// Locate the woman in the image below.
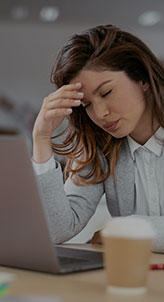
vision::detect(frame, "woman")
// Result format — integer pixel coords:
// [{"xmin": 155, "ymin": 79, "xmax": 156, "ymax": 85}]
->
[{"xmin": 32, "ymin": 24, "xmax": 164, "ymax": 252}]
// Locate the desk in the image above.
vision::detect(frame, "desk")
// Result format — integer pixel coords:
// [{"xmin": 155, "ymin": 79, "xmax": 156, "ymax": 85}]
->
[{"xmin": 1, "ymin": 244, "xmax": 164, "ymax": 302}]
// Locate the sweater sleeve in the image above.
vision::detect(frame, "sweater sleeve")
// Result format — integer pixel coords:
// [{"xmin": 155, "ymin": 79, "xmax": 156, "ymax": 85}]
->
[
  {"xmin": 35, "ymin": 161, "xmax": 104, "ymax": 244},
  {"xmin": 32, "ymin": 155, "xmax": 56, "ymax": 175}
]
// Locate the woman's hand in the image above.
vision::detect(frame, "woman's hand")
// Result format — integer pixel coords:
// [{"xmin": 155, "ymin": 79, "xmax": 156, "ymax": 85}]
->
[
  {"xmin": 32, "ymin": 82, "xmax": 83, "ymax": 163},
  {"xmin": 91, "ymin": 230, "xmax": 103, "ymax": 245},
  {"xmin": 33, "ymin": 82, "xmax": 83, "ymax": 140}
]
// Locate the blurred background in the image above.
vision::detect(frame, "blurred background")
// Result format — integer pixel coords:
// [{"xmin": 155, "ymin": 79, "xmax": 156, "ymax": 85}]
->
[{"xmin": 0, "ymin": 0, "xmax": 164, "ymax": 242}]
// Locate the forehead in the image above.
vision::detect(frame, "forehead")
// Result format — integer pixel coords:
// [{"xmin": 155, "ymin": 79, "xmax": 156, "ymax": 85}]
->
[{"xmin": 70, "ymin": 69, "xmax": 125, "ymax": 94}]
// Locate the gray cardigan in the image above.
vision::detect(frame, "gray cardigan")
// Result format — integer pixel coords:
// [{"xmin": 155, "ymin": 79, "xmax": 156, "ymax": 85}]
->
[{"xmin": 37, "ymin": 139, "xmax": 164, "ymax": 253}]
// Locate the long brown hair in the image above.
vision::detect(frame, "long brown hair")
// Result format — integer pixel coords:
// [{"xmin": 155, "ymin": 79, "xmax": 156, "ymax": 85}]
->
[{"xmin": 50, "ymin": 24, "xmax": 164, "ymax": 185}]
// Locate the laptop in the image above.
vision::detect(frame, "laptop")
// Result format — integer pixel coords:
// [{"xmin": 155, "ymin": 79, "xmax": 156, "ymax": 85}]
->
[{"xmin": 0, "ymin": 135, "xmax": 103, "ymax": 274}]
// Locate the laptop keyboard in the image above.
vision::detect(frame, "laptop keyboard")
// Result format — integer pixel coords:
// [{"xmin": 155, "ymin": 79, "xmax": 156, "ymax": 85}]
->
[{"xmin": 54, "ymin": 246, "xmax": 103, "ymax": 273}]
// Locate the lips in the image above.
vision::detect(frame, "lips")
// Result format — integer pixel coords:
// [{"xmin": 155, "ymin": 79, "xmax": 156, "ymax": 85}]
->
[{"xmin": 103, "ymin": 120, "xmax": 119, "ymax": 131}]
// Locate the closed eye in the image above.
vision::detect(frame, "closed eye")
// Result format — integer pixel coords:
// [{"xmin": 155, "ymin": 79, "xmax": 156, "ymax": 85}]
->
[{"xmin": 102, "ymin": 89, "xmax": 112, "ymax": 97}]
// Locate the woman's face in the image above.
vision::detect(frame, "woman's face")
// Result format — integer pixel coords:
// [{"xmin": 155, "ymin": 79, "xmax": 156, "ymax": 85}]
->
[{"xmin": 71, "ymin": 69, "xmax": 152, "ymax": 143}]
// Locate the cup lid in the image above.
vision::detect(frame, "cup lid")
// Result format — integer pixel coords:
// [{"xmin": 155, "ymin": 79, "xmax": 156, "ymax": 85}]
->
[{"xmin": 101, "ymin": 217, "xmax": 155, "ymax": 239}]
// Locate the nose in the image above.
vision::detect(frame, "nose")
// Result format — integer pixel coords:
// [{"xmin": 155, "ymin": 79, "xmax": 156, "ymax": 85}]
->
[{"xmin": 93, "ymin": 102, "xmax": 110, "ymax": 119}]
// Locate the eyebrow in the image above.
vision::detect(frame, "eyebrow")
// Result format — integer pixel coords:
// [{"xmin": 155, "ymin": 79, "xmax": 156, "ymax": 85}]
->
[
  {"xmin": 92, "ymin": 80, "xmax": 112, "ymax": 95},
  {"xmin": 81, "ymin": 79, "xmax": 113, "ymax": 106}
]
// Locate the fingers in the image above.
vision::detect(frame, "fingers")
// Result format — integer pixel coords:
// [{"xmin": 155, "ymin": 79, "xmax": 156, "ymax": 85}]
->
[
  {"xmin": 58, "ymin": 82, "xmax": 82, "ymax": 92},
  {"xmin": 43, "ymin": 82, "xmax": 84, "ymax": 111},
  {"xmin": 46, "ymin": 99, "xmax": 81, "ymax": 110},
  {"xmin": 45, "ymin": 108, "xmax": 73, "ymax": 119},
  {"xmin": 46, "ymin": 87, "xmax": 84, "ymax": 103},
  {"xmin": 47, "ymin": 82, "xmax": 83, "ymax": 98},
  {"xmin": 33, "ymin": 83, "xmax": 83, "ymax": 139}
]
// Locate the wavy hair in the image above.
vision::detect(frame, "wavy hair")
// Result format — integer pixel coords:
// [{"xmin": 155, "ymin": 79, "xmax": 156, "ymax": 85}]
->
[{"xmin": 50, "ymin": 24, "xmax": 164, "ymax": 185}]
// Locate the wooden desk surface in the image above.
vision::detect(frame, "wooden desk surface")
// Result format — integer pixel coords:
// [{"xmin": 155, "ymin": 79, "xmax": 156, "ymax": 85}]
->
[{"xmin": 1, "ymin": 244, "xmax": 164, "ymax": 302}]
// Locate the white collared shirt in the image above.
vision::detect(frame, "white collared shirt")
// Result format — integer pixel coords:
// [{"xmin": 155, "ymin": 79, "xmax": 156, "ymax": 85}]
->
[{"xmin": 127, "ymin": 127, "xmax": 164, "ymax": 216}]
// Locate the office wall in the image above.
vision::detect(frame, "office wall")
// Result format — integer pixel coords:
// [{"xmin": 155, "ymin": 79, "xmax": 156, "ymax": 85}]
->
[{"xmin": 0, "ymin": 21, "xmax": 164, "ymax": 144}]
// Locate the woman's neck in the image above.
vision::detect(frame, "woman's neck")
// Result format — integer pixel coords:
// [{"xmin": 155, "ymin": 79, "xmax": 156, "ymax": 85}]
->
[{"xmin": 130, "ymin": 119, "xmax": 160, "ymax": 145}]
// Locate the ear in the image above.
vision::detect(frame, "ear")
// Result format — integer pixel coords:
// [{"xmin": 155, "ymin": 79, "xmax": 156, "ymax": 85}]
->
[{"xmin": 139, "ymin": 80, "xmax": 149, "ymax": 91}]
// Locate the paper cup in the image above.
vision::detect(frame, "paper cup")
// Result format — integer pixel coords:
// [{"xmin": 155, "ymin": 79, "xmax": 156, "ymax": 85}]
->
[{"xmin": 101, "ymin": 217, "xmax": 155, "ymax": 295}]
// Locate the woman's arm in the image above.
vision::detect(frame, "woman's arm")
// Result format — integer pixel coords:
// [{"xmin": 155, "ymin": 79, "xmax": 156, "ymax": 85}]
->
[
  {"xmin": 89, "ymin": 215, "xmax": 164, "ymax": 253},
  {"xmin": 131, "ymin": 215, "xmax": 164, "ymax": 253},
  {"xmin": 32, "ymin": 83, "xmax": 104, "ymax": 243},
  {"xmin": 35, "ymin": 161, "xmax": 104, "ymax": 244}
]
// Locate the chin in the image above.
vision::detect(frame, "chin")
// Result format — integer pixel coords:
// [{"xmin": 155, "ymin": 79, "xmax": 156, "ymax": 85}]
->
[
  {"xmin": 110, "ymin": 131, "xmax": 128, "ymax": 139},
  {"xmin": 113, "ymin": 134, "xmax": 127, "ymax": 139}
]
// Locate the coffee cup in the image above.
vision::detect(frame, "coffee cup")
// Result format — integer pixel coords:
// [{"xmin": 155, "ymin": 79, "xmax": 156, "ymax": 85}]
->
[{"xmin": 101, "ymin": 217, "xmax": 155, "ymax": 295}]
